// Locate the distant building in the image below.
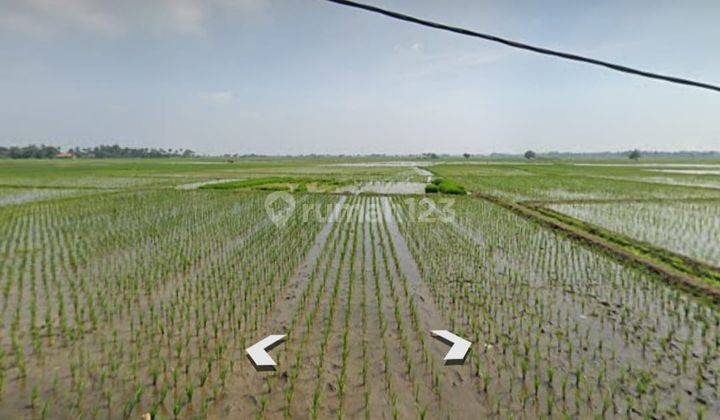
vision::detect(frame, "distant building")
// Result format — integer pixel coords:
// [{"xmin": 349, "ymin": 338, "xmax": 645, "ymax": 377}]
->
[{"xmin": 55, "ymin": 151, "xmax": 75, "ymax": 159}]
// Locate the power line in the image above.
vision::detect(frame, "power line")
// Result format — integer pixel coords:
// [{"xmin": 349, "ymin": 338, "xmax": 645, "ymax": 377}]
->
[{"xmin": 325, "ymin": 0, "xmax": 720, "ymax": 94}]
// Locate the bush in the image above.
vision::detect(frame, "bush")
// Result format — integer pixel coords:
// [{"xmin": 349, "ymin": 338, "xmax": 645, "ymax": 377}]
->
[
  {"xmin": 258, "ymin": 184, "xmax": 290, "ymax": 191},
  {"xmin": 427, "ymin": 178, "xmax": 466, "ymax": 195},
  {"xmin": 438, "ymin": 181, "xmax": 465, "ymax": 195},
  {"xmin": 425, "ymin": 184, "xmax": 439, "ymax": 193},
  {"xmin": 201, "ymin": 177, "xmax": 349, "ymax": 191}
]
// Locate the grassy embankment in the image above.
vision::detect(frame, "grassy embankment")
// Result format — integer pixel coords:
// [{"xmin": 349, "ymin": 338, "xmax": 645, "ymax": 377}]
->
[
  {"xmin": 426, "ymin": 163, "xmax": 720, "ymax": 303},
  {"xmin": 200, "ymin": 176, "xmax": 350, "ymax": 192},
  {"xmin": 424, "ymin": 178, "xmax": 466, "ymax": 195}
]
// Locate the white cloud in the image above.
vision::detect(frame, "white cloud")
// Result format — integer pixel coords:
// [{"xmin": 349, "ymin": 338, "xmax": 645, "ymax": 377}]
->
[
  {"xmin": 0, "ymin": 11, "xmax": 52, "ymax": 36},
  {"xmin": 396, "ymin": 46, "xmax": 511, "ymax": 80},
  {"xmin": 155, "ymin": 0, "xmax": 205, "ymax": 35},
  {"xmin": 198, "ymin": 90, "xmax": 235, "ymax": 105},
  {"xmin": 9, "ymin": 0, "xmax": 122, "ymax": 34},
  {"xmin": 214, "ymin": 0, "xmax": 267, "ymax": 12},
  {"xmin": 0, "ymin": 0, "xmax": 268, "ymax": 37},
  {"xmin": 393, "ymin": 41, "xmax": 424, "ymax": 54}
]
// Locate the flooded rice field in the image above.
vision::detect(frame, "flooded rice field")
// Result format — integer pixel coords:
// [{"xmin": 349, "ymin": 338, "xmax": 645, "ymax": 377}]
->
[
  {"xmin": 0, "ymin": 188, "xmax": 717, "ymax": 419},
  {"xmin": 335, "ymin": 181, "xmax": 427, "ymax": 195}
]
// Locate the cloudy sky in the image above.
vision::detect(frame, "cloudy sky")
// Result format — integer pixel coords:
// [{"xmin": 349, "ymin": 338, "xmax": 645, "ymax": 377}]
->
[{"xmin": 1, "ymin": 0, "xmax": 719, "ymax": 155}]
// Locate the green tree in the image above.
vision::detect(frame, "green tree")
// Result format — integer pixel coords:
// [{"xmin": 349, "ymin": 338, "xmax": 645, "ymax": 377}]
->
[
  {"xmin": 629, "ymin": 149, "xmax": 641, "ymax": 160},
  {"xmin": 524, "ymin": 150, "xmax": 536, "ymax": 160}
]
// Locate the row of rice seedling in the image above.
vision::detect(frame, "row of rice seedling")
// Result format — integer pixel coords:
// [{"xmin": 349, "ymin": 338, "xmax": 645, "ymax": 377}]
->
[
  {"xmin": 0, "ymin": 190, "xmax": 334, "ymax": 418},
  {"xmin": 358, "ymin": 199, "xmax": 371, "ymax": 417},
  {"xmin": 265, "ymin": 195, "xmax": 355, "ymax": 418},
  {"xmin": 429, "ymin": 163, "xmax": 720, "ymax": 202},
  {"xmin": 308, "ymin": 195, "xmax": 356, "ymax": 419},
  {"xmin": 0, "ymin": 188, "xmax": 92, "ymax": 206},
  {"xmin": 263, "ymin": 198, "xmax": 345, "ymax": 418},
  {"xmin": 391, "ymin": 195, "xmax": 720, "ymax": 418},
  {"xmin": 548, "ymin": 200, "xmax": 720, "ymax": 266},
  {"xmin": 336, "ymin": 197, "xmax": 362, "ymax": 418},
  {"xmin": 0, "ymin": 191, "xmax": 268, "ymax": 348},
  {"xmin": 373, "ymin": 197, "xmax": 446, "ymax": 413},
  {"xmin": 249, "ymin": 196, "xmax": 466, "ymax": 418},
  {"xmin": 4, "ymin": 175, "xmax": 717, "ymax": 417},
  {"xmin": 366, "ymin": 198, "xmax": 400, "ymax": 417}
]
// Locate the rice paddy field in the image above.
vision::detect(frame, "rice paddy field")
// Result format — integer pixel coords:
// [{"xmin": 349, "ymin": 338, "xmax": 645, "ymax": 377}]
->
[
  {"xmin": 547, "ymin": 201, "xmax": 720, "ymax": 266},
  {"xmin": 0, "ymin": 157, "xmax": 719, "ymax": 419}
]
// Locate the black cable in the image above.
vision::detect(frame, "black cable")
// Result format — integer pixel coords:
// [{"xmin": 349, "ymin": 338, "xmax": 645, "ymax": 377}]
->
[{"xmin": 325, "ymin": 0, "xmax": 720, "ymax": 93}]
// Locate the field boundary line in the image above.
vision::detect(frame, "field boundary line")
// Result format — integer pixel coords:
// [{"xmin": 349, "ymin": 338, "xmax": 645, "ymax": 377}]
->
[
  {"xmin": 521, "ymin": 196, "xmax": 720, "ymax": 206},
  {"xmin": 585, "ymin": 174, "xmax": 720, "ymax": 193},
  {"xmin": 531, "ymin": 204, "xmax": 720, "ymax": 274},
  {"xmin": 472, "ymin": 192, "xmax": 720, "ymax": 305},
  {"xmin": 0, "ymin": 183, "xmax": 111, "ymax": 190}
]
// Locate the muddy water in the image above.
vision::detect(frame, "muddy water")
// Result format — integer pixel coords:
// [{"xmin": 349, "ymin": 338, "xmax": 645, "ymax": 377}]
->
[
  {"xmin": 329, "ymin": 161, "xmax": 436, "ymax": 168},
  {"xmin": 0, "ymin": 192, "xmax": 328, "ymax": 419},
  {"xmin": 380, "ymin": 197, "xmax": 488, "ymax": 418},
  {"xmin": 0, "ymin": 188, "xmax": 88, "ymax": 205},
  {"xmin": 210, "ymin": 196, "xmax": 346, "ymax": 418},
  {"xmin": 335, "ymin": 181, "xmax": 426, "ymax": 195},
  {"xmin": 212, "ymin": 196, "xmax": 491, "ymax": 419},
  {"xmin": 414, "ymin": 167, "xmax": 433, "ymax": 183},
  {"xmin": 175, "ymin": 178, "xmax": 244, "ymax": 190},
  {"xmin": 392, "ymin": 196, "xmax": 720, "ymax": 418}
]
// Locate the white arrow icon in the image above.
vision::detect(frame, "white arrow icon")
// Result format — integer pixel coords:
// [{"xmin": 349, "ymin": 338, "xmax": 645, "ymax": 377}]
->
[
  {"xmin": 246, "ymin": 335, "xmax": 286, "ymax": 370},
  {"xmin": 431, "ymin": 330, "xmax": 472, "ymax": 364}
]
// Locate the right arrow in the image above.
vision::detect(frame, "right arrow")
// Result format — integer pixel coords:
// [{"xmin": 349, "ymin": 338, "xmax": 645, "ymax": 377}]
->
[{"xmin": 431, "ymin": 330, "xmax": 472, "ymax": 365}]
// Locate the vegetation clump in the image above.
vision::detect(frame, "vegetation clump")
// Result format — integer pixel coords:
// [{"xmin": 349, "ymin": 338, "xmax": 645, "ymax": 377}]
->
[
  {"xmin": 425, "ymin": 178, "xmax": 466, "ymax": 195},
  {"xmin": 201, "ymin": 176, "xmax": 349, "ymax": 192},
  {"xmin": 424, "ymin": 183, "xmax": 439, "ymax": 193}
]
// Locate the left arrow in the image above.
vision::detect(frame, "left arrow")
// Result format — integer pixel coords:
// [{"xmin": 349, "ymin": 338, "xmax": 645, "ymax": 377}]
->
[{"xmin": 246, "ymin": 334, "xmax": 286, "ymax": 371}]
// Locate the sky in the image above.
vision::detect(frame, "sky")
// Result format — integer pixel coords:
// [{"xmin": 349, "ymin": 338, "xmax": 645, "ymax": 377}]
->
[{"xmin": 1, "ymin": 0, "xmax": 719, "ymax": 155}]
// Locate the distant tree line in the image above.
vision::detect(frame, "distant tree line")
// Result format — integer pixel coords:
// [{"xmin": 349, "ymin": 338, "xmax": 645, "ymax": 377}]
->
[
  {"xmin": 0, "ymin": 144, "xmax": 195, "ymax": 159},
  {"xmin": 69, "ymin": 145, "xmax": 195, "ymax": 158},
  {"xmin": 539, "ymin": 150, "xmax": 720, "ymax": 159},
  {"xmin": 0, "ymin": 145, "xmax": 61, "ymax": 159}
]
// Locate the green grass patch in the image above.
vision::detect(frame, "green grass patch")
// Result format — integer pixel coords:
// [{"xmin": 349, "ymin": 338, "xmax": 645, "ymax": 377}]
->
[
  {"xmin": 430, "ymin": 162, "xmax": 720, "ymax": 201},
  {"xmin": 200, "ymin": 176, "xmax": 349, "ymax": 192},
  {"xmin": 200, "ymin": 177, "xmax": 293, "ymax": 190},
  {"xmin": 427, "ymin": 178, "xmax": 466, "ymax": 195},
  {"xmin": 534, "ymin": 206, "xmax": 720, "ymax": 289}
]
